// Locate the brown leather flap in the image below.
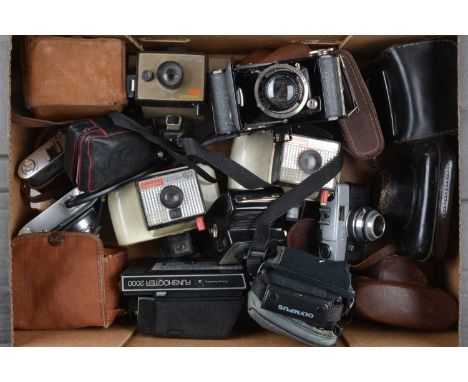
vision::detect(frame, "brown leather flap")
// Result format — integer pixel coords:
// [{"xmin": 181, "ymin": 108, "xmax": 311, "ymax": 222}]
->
[
  {"xmin": 338, "ymin": 49, "xmax": 385, "ymax": 160},
  {"xmin": 12, "ymin": 232, "xmax": 127, "ymax": 330}
]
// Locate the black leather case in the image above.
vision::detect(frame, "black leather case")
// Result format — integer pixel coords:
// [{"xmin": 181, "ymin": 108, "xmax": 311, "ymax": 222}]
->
[
  {"xmin": 367, "ymin": 39, "xmax": 457, "ymax": 145},
  {"xmin": 374, "ymin": 138, "xmax": 456, "ymax": 261}
]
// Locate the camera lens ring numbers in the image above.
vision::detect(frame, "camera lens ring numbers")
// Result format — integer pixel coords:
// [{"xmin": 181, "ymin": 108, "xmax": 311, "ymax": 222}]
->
[{"xmin": 254, "ymin": 63, "xmax": 310, "ymax": 119}]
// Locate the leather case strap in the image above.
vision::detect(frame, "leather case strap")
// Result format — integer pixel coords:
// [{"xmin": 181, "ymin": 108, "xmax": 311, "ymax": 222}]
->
[{"xmin": 338, "ymin": 50, "xmax": 385, "ymax": 160}]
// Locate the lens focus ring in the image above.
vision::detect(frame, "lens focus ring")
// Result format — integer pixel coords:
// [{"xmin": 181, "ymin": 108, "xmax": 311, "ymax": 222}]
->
[
  {"xmin": 348, "ymin": 207, "xmax": 385, "ymax": 242},
  {"xmin": 254, "ymin": 63, "xmax": 309, "ymax": 119}
]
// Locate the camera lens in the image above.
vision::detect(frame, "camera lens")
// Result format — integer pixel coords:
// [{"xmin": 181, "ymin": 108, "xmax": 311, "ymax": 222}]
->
[
  {"xmin": 298, "ymin": 150, "xmax": 322, "ymax": 174},
  {"xmin": 263, "ymin": 72, "xmax": 300, "ymax": 111},
  {"xmin": 157, "ymin": 61, "xmax": 184, "ymax": 89},
  {"xmin": 347, "ymin": 207, "xmax": 386, "ymax": 243},
  {"xmin": 254, "ymin": 64, "xmax": 308, "ymax": 119},
  {"xmin": 160, "ymin": 185, "xmax": 184, "ymax": 209}
]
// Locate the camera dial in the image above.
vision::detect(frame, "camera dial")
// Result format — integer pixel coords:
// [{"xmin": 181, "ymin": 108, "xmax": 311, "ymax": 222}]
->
[
  {"xmin": 157, "ymin": 61, "xmax": 184, "ymax": 89},
  {"xmin": 254, "ymin": 63, "xmax": 309, "ymax": 119},
  {"xmin": 160, "ymin": 185, "xmax": 184, "ymax": 209}
]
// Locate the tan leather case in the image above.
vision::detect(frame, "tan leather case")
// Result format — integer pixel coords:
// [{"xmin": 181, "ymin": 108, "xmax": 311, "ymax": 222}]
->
[
  {"xmin": 22, "ymin": 36, "xmax": 127, "ymax": 121},
  {"xmin": 12, "ymin": 232, "xmax": 127, "ymax": 330}
]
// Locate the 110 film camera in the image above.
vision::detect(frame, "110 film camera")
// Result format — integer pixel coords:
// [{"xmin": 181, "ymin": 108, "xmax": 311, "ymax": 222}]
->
[{"xmin": 210, "ymin": 50, "xmax": 356, "ymax": 136}]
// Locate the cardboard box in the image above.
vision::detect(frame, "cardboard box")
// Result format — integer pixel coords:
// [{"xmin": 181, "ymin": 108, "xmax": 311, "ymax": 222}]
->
[{"xmin": 0, "ymin": 35, "xmax": 463, "ymax": 346}]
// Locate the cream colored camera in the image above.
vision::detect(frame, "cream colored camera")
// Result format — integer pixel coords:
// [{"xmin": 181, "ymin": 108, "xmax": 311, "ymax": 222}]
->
[
  {"xmin": 108, "ymin": 165, "xmax": 219, "ymax": 246},
  {"xmin": 228, "ymin": 131, "xmax": 341, "ymax": 200}
]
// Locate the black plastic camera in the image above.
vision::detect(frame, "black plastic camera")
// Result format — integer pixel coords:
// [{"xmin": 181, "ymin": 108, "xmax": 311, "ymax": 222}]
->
[
  {"xmin": 210, "ymin": 50, "xmax": 355, "ymax": 136},
  {"xmin": 203, "ymin": 189, "xmax": 286, "ymax": 262},
  {"xmin": 122, "ymin": 258, "xmax": 247, "ymax": 339},
  {"xmin": 318, "ymin": 183, "xmax": 386, "ymax": 264}
]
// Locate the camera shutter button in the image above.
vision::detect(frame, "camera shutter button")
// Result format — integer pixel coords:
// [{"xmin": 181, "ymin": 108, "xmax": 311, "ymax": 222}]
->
[{"xmin": 298, "ymin": 150, "xmax": 322, "ymax": 174}]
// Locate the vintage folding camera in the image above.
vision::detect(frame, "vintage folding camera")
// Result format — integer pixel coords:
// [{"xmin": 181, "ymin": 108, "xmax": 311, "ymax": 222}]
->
[
  {"xmin": 374, "ymin": 138, "xmax": 456, "ymax": 261},
  {"xmin": 133, "ymin": 52, "xmax": 206, "ymax": 115},
  {"xmin": 121, "ymin": 258, "xmax": 247, "ymax": 339},
  {"xmin": 17, "ymin": 128, "xmax": 66, "ymax": 188},
  {"xmin": 318, "ymin": 183, "xmax": 386, "ymax": 263},
  {"xmin": 107, "ymin": 165, "xmax": 220, "ymax": 246},
  {"xmin": 18, "ymin": 187, "xmax": 101, "ymax": 235},
  {"xmin": 228, "ymin": 131, "xmax": 340, "ymax": 200},
  {"xmin": 210, "ymin": 50, "xmax": 356, "ymax": 136},
  {"xmin": 204, "ymin": 188, "xmax": 286, "ymax": 261}
]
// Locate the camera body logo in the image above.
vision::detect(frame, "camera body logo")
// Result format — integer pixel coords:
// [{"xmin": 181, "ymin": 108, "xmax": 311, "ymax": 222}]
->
[
  {"xmin": 278, "ymin": 304, "xmax": 314, "ymax": 319},
  {"xmin": 127, "ymin": 278, "xmax": 192, "ymax": 288}
]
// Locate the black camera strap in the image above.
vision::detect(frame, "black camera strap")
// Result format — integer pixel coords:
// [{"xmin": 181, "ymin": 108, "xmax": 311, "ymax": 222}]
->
[
  {"xmin": 111, "ymin": 112, "xmax": 272, "ymax": 190},
  {"xmin": 107, "ymin": 112, "xmax": 217, "ymax": 184},
  {"xmin": 247, "ymin": 152, "xmax": 343, "ymax": 274},
  {"xmin": 180, "ymin": 137, "xmax": 271, "ymax": 190}
]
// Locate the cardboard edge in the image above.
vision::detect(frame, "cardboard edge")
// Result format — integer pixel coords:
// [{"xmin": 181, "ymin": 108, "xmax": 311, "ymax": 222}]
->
[
  {"xmin": 0, "ymin": 35, "xmax": 12, "ymax": 347},
  {"xmin": 458, "ymin": 35, "xmax": 468, "ymax": 347}
]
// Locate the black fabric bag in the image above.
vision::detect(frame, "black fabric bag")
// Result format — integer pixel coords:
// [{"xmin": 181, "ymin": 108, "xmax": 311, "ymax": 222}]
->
[
  {"xmin": 63, "ymin": 116, "xmax": 159, "ymax": 193},
  {"xmin": 247, "ymin": 246, "xmax": 354, "ymax": 346}
]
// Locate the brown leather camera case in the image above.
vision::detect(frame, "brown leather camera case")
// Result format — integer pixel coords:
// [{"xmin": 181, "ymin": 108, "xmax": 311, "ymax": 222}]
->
[
  {"xmin": 22, "ymin": 36, "xmax": 127, "ymax": 121},
  {"xmin": 12, "ymin": 232, "xmax": 127, "ymax": 330}
]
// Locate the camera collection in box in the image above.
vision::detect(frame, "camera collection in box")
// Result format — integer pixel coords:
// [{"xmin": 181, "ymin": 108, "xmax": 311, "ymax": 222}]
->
[{"xmin": 11, "ymin": 37, "xmax": 458, "ymax": 346}]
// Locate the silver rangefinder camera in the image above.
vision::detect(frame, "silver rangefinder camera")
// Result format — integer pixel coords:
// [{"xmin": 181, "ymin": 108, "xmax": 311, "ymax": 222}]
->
[
  {"xmin": 108, "ymin": 165, "xmax": 220, "ymax": 246},
  {"xmin": 318, "ymin": 183, "xmax": 386, "ymax": 263}
]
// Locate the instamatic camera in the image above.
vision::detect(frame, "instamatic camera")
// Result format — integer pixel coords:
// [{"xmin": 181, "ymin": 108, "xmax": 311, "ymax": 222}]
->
[
  {"xmin": 108, "ymin": 165, "xmax": 220, "ymax": 246},
  {"xmin": 228, "ymin": 131, "xmax": 340, "ymax": 199},
  {"xmin": 18, "ymin": 128, "xmax": 66, "ymax": 188},
  {"xmin": 122, "ymin": 258, "xmax": 247, "ymax": 339},
  {"xmin": 318, "ymin": 183, "xmax": 386, "ymax": 263},
  {"xmin": 134, "ymin": 52, "xmax": 206, "ymax": 115},
  {"xmin": 210, "ymin": 50, "xmax": 356, "ymax": 136}
]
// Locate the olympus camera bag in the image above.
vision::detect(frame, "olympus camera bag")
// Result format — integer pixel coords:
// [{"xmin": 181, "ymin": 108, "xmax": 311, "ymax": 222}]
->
[
  {"xmin": 22, "ymin": 36, "xmax": 127, "ymax": 121},
  {"xmin": 12, "ymin": 232, "xmax": 127, "ymax": 330},
  {"xmin": 367, "ymin": 39, "xmax": 457, "ymax": 145},
  {"xmin": 248, "ymin": 247, "xmax": 354, "ymax": 346}
]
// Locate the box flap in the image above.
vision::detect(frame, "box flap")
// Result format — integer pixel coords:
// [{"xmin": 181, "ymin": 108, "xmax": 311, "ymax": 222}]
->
[{"xmin": 13, "ymin": 323, "xmax": 136, "ymax": 347}]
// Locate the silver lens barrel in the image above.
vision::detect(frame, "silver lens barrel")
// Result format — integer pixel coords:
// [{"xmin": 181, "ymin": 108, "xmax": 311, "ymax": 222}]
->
[{"xmin": 348, "ymin": 207, "xmax": 386, "ymax": 242}]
